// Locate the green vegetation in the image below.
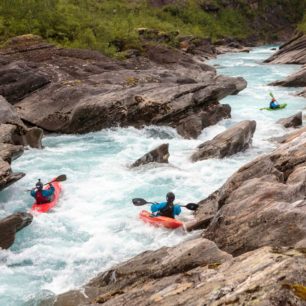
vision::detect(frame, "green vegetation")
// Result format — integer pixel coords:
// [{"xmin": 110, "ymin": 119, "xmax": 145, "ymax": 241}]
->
[
  {"xmin": 0, "ymin": 0, "xmax": 305, "ymax": 57},
  {"xmin": 298, "ymin": 14, "xmax": 306, "ymax": 32}
]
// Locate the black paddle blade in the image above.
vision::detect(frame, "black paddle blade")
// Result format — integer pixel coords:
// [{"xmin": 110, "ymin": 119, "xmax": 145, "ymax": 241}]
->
[
  {"xmin": 53, "ymin": 174, "xmax": 67, "ymax": 182},
  {"xmin": 132, "ymin": 198, "xmax": 148, "ymax": 206},
  {"xmin": 185, "ymin": 203, "xmax": 199, "ymax": 211}
]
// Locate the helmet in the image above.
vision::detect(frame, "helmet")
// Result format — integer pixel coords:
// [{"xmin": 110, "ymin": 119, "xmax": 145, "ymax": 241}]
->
[
  {"xmin": 36, "ymin": 179, "xmax": 43, "ymax": 190},
  {"xmin": 166, "ymin": 192, "xmax": 175, "ymax": 203},
  {"xmin": 272, "ymin": 98, "xmax": 276, "ymax": 102}
]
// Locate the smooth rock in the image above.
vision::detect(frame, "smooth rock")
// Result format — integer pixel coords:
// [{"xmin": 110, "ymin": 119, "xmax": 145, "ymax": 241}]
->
[
  {"xmin": 131, "ymin": 143, "xmax": 169, "ymax": 168},
  {"xmin": 0, "ymin": 61, "xmax": 50, "ymax": 103},
  {"xmin": 0, "ymin": 95, "xmax": 22, "ymax": 125},
  {"xmin": 0, "ymin": 143, "xmax": 24, "ymax": 162},
  {"xmin": 54, "ymin": 247, "xmax": 306, "ymax": 306},
  {"xmin": 0, "ymin": 36, "xmax": 247, "ymax": 138},
  {"xmin": 55, "ymin": 238, "xmax": 232, "ymax": 305},
  {"xmin": 0, "ymin": 158, "xmax": 25, "ymax": 191},
  {"xmin": 0, "ymin": 212, "xmax": 33, "ymax": 249},
  {"xmin": 277, "ymin": 112, "xmax": 302, "ymax": 128},
  {"xmin": 0, "ymin": 96, "xmax": 43, "ymax": 148},
  {"xmin": 191, "ymin": 120, "xmax": 256, "ymax": 162},
  {"xmin": 265, "ymin": 33, "xmax": 306, "ymax": 64},
  {"xmin": 270, "ymin": 67, "xmax": 306, "ymax": 87},
  {"xmin": 198, "ymin": 127, "xmax": 306, "ymax": 256}
]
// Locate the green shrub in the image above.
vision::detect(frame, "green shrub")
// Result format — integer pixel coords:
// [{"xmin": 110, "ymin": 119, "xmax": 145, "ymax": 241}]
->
[{"xmin": 0, "ymin": 0, "xmax": 305, "ymax": 57}]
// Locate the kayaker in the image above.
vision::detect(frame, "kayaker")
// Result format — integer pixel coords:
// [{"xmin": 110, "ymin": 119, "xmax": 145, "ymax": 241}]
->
[
  {"xmin": 269, "ymin": 97, "xmax": 280, "ymax": 109},
  {"xmin": 151, "ymin": 192, "xmax": 181, "ymax": 219},
  {"xmin": 30, "ymin": 179, "xmax": 55, "ymax": 204}
]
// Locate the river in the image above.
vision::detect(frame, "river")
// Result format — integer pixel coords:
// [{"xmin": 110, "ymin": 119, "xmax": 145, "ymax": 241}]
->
[{"xmin": 0, "ymin": 46, "xmax": 305, "ymax": 305}]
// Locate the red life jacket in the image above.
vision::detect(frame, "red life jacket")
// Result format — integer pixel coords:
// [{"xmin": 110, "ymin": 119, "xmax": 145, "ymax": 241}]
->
[{"xmin": 35, "ymin": 190, "xmax": 50, "ymax": 204}]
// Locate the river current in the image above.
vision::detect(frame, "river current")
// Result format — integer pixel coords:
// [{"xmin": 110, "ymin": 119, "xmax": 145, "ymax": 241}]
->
[{"xmin": 0, "ymin": 46, "xmax": 305, "ymax": 305}]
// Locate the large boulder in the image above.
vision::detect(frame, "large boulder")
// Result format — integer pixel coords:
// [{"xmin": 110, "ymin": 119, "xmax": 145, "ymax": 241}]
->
[
  {"xmin": 0, "ymin": 61, "xmax": 50, "ymax": 104},
  {"xmin": 196, "ymin": 127, "xmax": 306, "ymax": 256},
  {"xmin": 0, "ymin": 96, "xmax": 43, "ymax": 190},
  {"xmin": 131, "ymin": 143, "xmax": 169, "ymax": 168},
  {"xmin": 277, "ymin": 112, "xmax": 302, "ymax": 128},
  {"xmin": 0, "ymin": 158, "xmax": 25, "ymax": 191},
  {"xmin": 191, "ymin": 120, "xmax": 256, "ymax": 162},
  {"xmin": 0, "ymin": 36, "xmax": 247, "ymax": 139},
  {"xmin": 0, "ymin": 212, "xmax": 33, "ymax": 249},
  {"xmin": 0, "ymin": 96, "xmax": 43, "ymax": 148},
  {"xmin": 264, "ymin": 33, "xmax": 306, "ymax": 64},
  {"xmin": 0, "ymin": 95, "xmax": 22, "ymax": 125},
  {"xmin": 270, "ymin": 66, "xmax": 306, "ymax": 87},
  {"xmin": 54, "ymin": 238, "xmax": 232, "ymax": 305},
  {"xmin": 54, "ymin": 246, "xmax": 306, "ymax": 306}
]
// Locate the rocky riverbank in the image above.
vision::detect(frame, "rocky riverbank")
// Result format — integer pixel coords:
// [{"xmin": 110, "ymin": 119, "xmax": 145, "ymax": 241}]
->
[
  {"xmin": 0, "ymin": 35, "xmax": 246, "ymax": 139},
  {"xmin": 50, "ymin": 34, "xmax": 306, "ymax": 304},
  {"xmin": 53, "ymin": 124, "xmax": 306, "ymax": 306},
  {"xmin": 0, "ymin": 35, "xmax": 247, "ymax": 192},
  {"xmin": 267, "ymin": 33, "xmax": 306, "ymax": 107}
]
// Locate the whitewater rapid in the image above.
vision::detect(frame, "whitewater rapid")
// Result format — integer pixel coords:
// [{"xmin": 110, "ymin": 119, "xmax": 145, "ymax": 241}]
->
[{"xmin": 0, "ymin": 46, "xmax": 305, "ymax": 306}]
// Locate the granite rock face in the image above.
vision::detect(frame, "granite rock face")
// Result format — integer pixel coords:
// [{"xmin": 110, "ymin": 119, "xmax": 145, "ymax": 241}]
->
[
  {"xmin": 0, "ymin": 35, "xmax": 247, "ymax": 139},
  {"xmin": 54, "ymin": 247, "xmax": 306, "ymax": 306},
  {"xmin": 131, "ymin": 143, "xmax": 170, "ymax": 168},
  {"xmin": 0, "ymin": 213, "xmax": 33, "ymax": 249},
  {"xmin": 265, "ymin": 33, "xmax": 306, "ymax": 64},
  {"xmin": 270, "ymin": 66, "xmax": 306, "ymax": 87},
  {"xmin": 0, "ymin": 95, "xmax": 43, "ymax": 190},
  {"xmin": 277, "ymin": 112, "xmax": 302, "ymax": 128},
  {"xmin": 198, "ymin": 127, "xmax": 306, "ymax": 256},
  {"xmin": 191, "ymin": 120, "xmax": 256, "ymax": 162}
]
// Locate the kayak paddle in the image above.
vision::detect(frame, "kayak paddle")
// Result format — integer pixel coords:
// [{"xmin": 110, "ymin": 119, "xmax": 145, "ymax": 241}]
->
[
  {"xmin": 26, "ymin": 174, "xmax": 67, "ymax": 191},
  {"xmin": 48, "ymin": 174, "xmax": 67, "ymax": 184},
  {"xmin": 132, "ymin": 198, "xmax": 198, "ymax": 211}
]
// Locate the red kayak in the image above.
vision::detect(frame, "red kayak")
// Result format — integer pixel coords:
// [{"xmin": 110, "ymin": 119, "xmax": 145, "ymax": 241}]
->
[
  {"xmin": 31, "ymin": 180, "xmax": 62, "ymax": 213},
  {"xmin": 139, "ymin": 210, "xmax": 183, "ymax": 229}
]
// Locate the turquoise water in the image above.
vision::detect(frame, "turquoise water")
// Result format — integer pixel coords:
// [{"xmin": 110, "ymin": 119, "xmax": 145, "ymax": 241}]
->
[{"xmin": 0, "ymin": 46, "xmax": 305, "ymax": 306}]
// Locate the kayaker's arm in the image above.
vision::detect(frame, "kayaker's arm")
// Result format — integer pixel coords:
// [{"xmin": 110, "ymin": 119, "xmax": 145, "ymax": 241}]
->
[
  {"xmin": 41, "ymin": 184, "xmax": 55, "ymax": 197},
  {"xmin": 173, "ymin": 205, "xmax": 182, "ymax": 216},
  {"xmin": 151, "ymin": 202, "xmax": 167, "ymax": 213},
  {"xmin": 30, "ymin": 189, "xmax": 36, "ymax": 197}
]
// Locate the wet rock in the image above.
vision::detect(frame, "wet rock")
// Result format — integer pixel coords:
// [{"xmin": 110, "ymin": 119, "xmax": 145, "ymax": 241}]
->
[
  {"xmin": 298, "ymin": 88, "xmax": 306, "ymax": 98},
  {"xmin": 55, "ymin": 246, "xmax": 306, "ymax": 306},
  {"xmin": 0, "ymin": 96, "xmax": 43, "ymax": 190},
  {"xmin": 0, "ymin": 159, "xmax": 25, "ymax": 191},
  {"xmin": 191, "ymin": 120, "xmax": 256, "ymax": 162},
  {"xmin": 277, "ymin": 112, "xmax": 302, "ymax": 128},
  {"xmin": 0, "ymin": 212, "xmax": 33, "ymax": 249},
  {"xmin": 0, "ymin": 143, "xmax": 24, "ymax": 162},
  {"xmin": 265, "ymin": 33, "xmax": 306, "ymax": 64},
  {"xmin": 131, "ymin": 143, "xmax": 169, "ymax": 168},
  {"xmin": 270, "ymin": 126, "xmax": 306, "ymax": 144},
  {"xmin": 270, "ymin": 66, "xmax": 306, "ymax": 87},
  {"xmin": 198, "ymin": 127, "xmax": 306, "ymax": 256},
  {"xmin": 0, "ymin": 36, "xmax": 247, "ymax": 138}
]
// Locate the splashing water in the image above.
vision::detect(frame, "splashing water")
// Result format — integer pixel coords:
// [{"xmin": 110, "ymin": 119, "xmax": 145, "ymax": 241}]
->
[{"xmin": 0, "ymin": 46, "xmax": 305, "ymax": 305}]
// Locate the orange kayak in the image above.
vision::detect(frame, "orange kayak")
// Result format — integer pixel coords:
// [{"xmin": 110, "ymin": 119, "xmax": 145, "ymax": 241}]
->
[
  {"xmin": 31, "ymin": 180, "xmax": 62, "ymax": 213},
  {"xmin": 139, "ymin": 210, "xmax": 183, "ymax": 229}
]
